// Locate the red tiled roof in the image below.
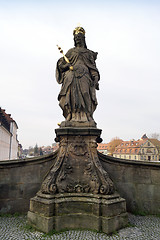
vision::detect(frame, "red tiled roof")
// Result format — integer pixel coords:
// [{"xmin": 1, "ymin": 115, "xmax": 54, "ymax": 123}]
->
[
  {"xmin": 113, "ymin": 138, "xmax": 147, "ymax": 154},
  {"xmin": 149, "ymin": 139, "xmax": 160, "ymax": 149},
  {"xmin": 97, "ymin": 143, "xmax": 108, "ymax": 150}
]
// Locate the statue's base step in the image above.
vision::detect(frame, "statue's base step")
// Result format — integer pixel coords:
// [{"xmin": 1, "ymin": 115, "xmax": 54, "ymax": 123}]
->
[{"xmin": 27, "ymin": 192, "xmax": 128, "ymax": 234}]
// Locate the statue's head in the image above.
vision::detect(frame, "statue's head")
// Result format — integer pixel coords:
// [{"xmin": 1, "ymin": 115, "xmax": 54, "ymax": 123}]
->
[
  {"xmin": 73, "ymin": 26, "xmax": 87, "ymax": 48},
  {"xmin": 73, "ymin": 26, "xmax": 85, "ymax": 35}
]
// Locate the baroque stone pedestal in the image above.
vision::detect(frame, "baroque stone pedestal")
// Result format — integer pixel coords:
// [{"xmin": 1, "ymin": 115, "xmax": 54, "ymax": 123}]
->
[
  {"xmin": 28, "ymin": 192, "xmax": 127, "ymax": 233},
  {"xmin": 27, "ymin": 125, "xmax": 128, "ymax": 233}
]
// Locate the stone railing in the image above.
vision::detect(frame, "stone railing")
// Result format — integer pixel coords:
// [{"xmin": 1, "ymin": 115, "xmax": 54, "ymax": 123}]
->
[
  {"xmin": 98, "ymin": 152, "xmax": 160, "ymax": 215},
  {"xmin": 0, "ymin": 151, "xmax": 160, "ymax": 214},
  {"xmin": 0, "ymin": 152, "xmax": 57, "ymax": 213}
]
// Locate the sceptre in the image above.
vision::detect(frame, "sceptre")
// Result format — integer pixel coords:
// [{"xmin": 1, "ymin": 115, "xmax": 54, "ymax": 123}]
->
[{"xmin": 56, "ymin": 45, "xmax": 73, "ymax": 70}]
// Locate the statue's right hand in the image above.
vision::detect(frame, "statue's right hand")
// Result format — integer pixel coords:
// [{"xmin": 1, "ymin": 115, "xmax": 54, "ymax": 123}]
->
[
  {"xmin": 59, "ymin": 62, "xmax": 70, "ymax": 72},
  {"xmin": 69, "ymin": 66, "xmax": 73, "ymax": 71}
]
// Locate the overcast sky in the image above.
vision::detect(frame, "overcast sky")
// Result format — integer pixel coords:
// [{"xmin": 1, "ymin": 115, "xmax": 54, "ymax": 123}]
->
[{"xmin": 0, "ymin": 0, "xmax": 160, "ymax": 148}]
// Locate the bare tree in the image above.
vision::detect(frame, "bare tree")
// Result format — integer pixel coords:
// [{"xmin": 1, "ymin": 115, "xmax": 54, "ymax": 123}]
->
[
  {"xmin": 150, "ymin": 133, "xmax": 160, "ymax": 140},
  {"xmin": 107, "ymin": 137, "xmax": 123, "ymax": 155}
]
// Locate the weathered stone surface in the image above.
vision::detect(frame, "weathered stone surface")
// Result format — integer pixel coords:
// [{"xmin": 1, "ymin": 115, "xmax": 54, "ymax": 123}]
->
[
  {"xmin": 27, "ymin": 125, "xmax": 128, "ymax": 233},
  {"xmin": 151, "ymin": 169, "xmax": 160, "ymax": 184},
  {"xmin": 60, "ymin": 120, "xmax": 97, "ymax": 128},
  {"xmin": 41, "ymin": 127, "xmax": 114, "ymax": 196},
  {"xmin": 56, "ymin": 27, "xmax": 99, "ymax": 123},
  {"xmin": 132, "ymin": 167, "xmax": 151, "ymax": 184},
  {"xmin": 28, "ymin": 193, "xmax": 127, "ymax": 233},
  {"xmin": 0, "ymin": 153, "xmax": 57, "ymax": 213},
  {"xmin": 27, "ymin": 211, "xmax": 54, "ymax": 233},
  {"xmin": 99, "ymin": 153, "xmax": 160, "ymax": 214},
  {"xmin": 1, "ymin": 152, "xmax": 160, "ymax": 215}
]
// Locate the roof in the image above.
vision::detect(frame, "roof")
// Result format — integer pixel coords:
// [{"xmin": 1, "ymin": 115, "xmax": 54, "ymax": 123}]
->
[
  {"xmin": 97, "ymin": 143, "xmax": 108, "ymax": 150},
  {"xmin": 113, "ymin": 138, "xmax": 147, "ymax": 154},
  {"xmin": 0, "ymin": 108, "xmax": 18, "ymax": 129},
  {"xmin": 113, "ymin": 135, "xmax": 160, "ymax": 155},
  {"xmin": 149, "ymin": 138, "xmax": 160, "ymax": 150}
]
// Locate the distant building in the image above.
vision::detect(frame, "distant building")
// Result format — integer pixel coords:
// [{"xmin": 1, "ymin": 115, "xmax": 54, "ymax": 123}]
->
[
  {"xmin": 113, "ymin": 134, "xmax": 160, "ymax": 161},
  {"xmin": 97, "ymin": 139, "xmax": 123, "ymax": 156},
  {"xmin": 52, "ymin": 143, "xmax": 59, "ymax": 152},
  {"xmin": 41, "ymin": 143, "xmax": 59, "ymax": 155},
  {"xmin": 41, "ymin": 145, "xmax": 52, "ymax": 155},
  {"xmin": 97, "ymin": 143, "xmax": 108, "ymax": 155},
  {"xmin": 0, "ymin": 108, "xmax": 19, "ymax": 160}
]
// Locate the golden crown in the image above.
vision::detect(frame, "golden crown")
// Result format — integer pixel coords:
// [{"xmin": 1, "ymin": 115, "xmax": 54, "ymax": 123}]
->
[{"xmin": 73, "ymin": 26, "xmax": 85, "ymax": 35}]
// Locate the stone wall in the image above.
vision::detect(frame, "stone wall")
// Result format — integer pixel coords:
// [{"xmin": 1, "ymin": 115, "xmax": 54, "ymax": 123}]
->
[
  {"xmin": 99, "ymin": 152, "xmax": 160, "ymax": 215},
  {"xmin": 0, "ymin": 151, "xmax": 160, "ymax": 214},
  {"xmin": 0, "ymin": 152, "xmax": 57, "ymax": 213}
]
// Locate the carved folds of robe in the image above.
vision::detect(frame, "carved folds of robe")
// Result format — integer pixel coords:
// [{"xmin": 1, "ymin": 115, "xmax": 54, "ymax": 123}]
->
[{"xmin": 56, "ymin": 47, "xmax": 100, "ymax": 121}]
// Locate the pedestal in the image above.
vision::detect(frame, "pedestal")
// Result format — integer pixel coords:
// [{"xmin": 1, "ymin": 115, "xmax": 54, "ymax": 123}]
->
[
  {"xmin": 28, "ymin": 125, "xmax": 128, "ymax": 233},
  {"xmin": 28, "ymin": 192, "xmax": 128, "ymax": 234}
]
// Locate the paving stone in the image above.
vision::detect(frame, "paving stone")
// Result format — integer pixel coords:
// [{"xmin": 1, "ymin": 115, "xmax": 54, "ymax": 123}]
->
[{"xmin": 0, "ymin": 213, "xmax": 160, "ymax": 239}]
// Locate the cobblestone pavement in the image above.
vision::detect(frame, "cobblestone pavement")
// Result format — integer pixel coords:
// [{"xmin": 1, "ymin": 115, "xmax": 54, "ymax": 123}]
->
[{"xmin": 0, "ymin": 213, "xmax": 160, "ymax": 240}]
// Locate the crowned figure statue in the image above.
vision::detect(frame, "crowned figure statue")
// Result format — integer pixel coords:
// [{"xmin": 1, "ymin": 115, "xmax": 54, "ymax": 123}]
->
[
  {"xmin": 27, "ymin": 26, "xmax": 128, "ymax": 234},
  {"xmin": 56, "ymin": 26, "xmax": 100, "ymax": 123}
]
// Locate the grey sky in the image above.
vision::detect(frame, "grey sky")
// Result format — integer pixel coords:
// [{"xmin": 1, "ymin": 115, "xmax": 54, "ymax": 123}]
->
[{"xmin": 0, "ymin": 1, "xmax": 160, "ymax": 148}]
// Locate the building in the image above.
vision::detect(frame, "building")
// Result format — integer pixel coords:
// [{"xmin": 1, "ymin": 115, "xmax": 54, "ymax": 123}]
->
[
  {"xmin": 0, "ymin": 108, "xmax": 19, "ymax": 160},
  {"xmin": 52, "ymin": 143, "xmax": 59, "ymax": 152},
  {"xmin": 41, "ymin": 143, "xmax": 59, "ymax": 155},
  {"xmin": 113, "ymin": 134, "xmax": 160, "ymax": 161},
  {"xmin": 97, "ymin": 143, "xmax": 108, "ymax": 155},
  {"xmin": 97, "ymin": 139, "xmax": 123, "ymax": 156}
]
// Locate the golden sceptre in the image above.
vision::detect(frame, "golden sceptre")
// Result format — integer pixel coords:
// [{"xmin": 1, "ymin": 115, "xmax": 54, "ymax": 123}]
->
[{"xmin": 56, "ymin": 45, "xmax": 73, "ymax": 70}]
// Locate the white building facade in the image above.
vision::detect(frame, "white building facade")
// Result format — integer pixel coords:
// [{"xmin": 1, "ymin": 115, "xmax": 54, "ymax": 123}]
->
[{"xmin": 0, "ymin": 108, "xmax": 19, "ymax": 160}]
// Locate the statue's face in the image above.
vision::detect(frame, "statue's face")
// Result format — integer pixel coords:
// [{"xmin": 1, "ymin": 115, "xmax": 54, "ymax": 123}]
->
[{"xmin": 74, "ymin": 33, "xmax": 84, "ymax": 46}]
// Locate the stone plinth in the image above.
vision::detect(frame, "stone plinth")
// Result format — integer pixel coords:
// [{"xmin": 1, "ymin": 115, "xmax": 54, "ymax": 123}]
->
[
  {"xmin": 27, "ymin": 192, "xmax": 128, "ymax": 233},
  {"xmin": 27, "ymin": 126, "xmax": 128, "ymax": 233},
  {"xmin": 40, "ymin": 127, "xmax": 115, "ymax": 195}
]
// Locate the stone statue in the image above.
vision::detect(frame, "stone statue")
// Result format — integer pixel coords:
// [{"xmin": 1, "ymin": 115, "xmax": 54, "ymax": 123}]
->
[
  {"xmin": 56, "ymin": 27, "xmax": 100, "ymax": 122},
  {"xmin": 28, "ymin": 26, "xmax": 128, "ymax": 234}
]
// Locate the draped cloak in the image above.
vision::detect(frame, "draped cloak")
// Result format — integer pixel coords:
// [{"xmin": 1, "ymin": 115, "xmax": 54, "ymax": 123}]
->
[{"xmin": 56, "ymin": 47, "xmax": 100, "ymax": 120}]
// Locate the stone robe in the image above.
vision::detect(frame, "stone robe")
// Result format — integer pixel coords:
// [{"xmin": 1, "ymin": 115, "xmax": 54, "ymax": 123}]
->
[{"xmin": 56, "ymin": 47, "xmax": 100, "ymax": 121}]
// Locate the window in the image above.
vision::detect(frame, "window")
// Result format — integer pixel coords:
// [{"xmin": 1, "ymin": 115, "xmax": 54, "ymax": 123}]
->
[
  {"xmin": 141, "ymin": 156, "xmax": 143, "ymax": 160},
  {"xmin": 129, "ymin": 155, "xmax": 131, "ymax": 160},
  {"xmin": 135, "ymin": 156, "xmax": 136, "ymax": 160},
  {"xmin": 148, "ymin": 142, "xmax": 150, "ymax": 146},
  {"xmin": 152, "ymin": 156, "xmax": 154, "ymax": 160}
]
